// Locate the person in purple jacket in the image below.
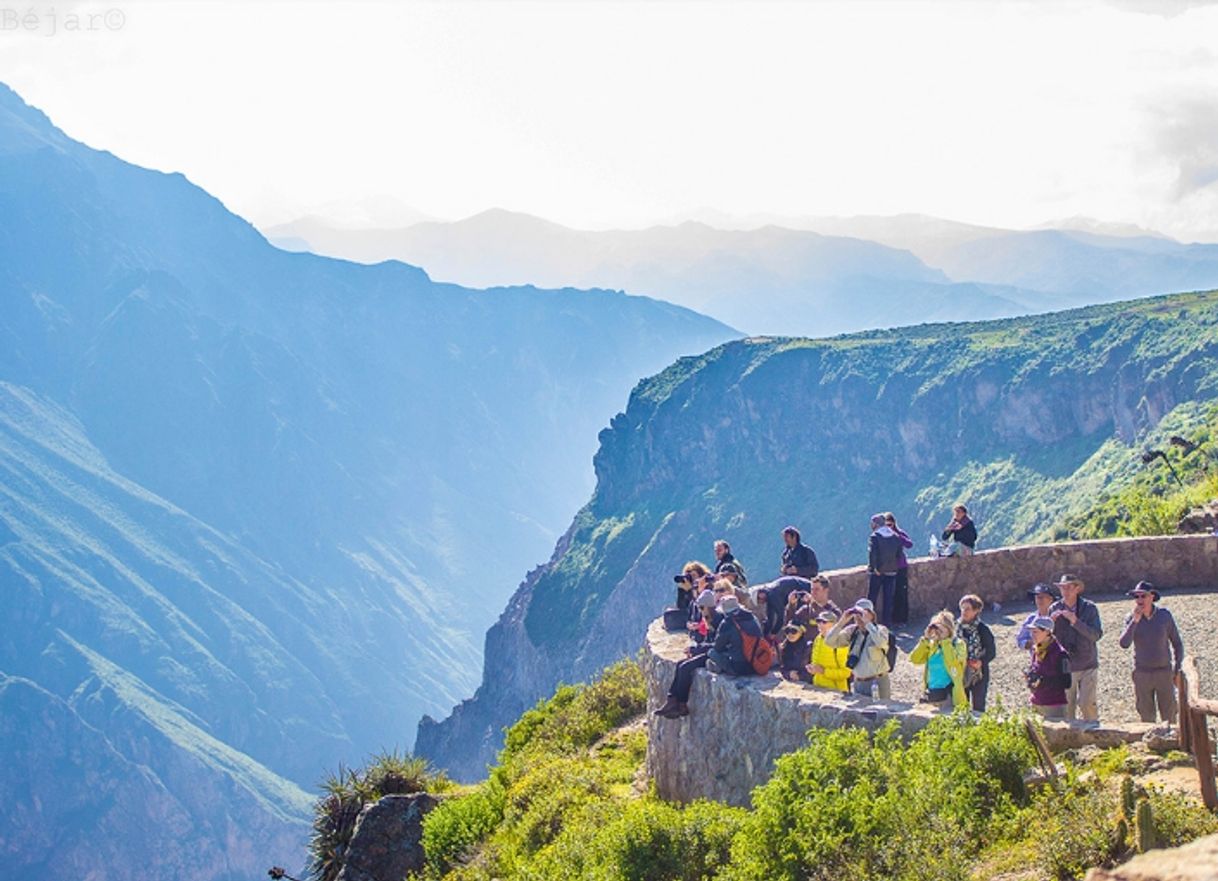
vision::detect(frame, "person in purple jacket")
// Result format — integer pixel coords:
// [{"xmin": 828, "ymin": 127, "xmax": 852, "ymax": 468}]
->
[
  {"xmin": 1025, "ymin": 616, "xmax": 1071, "ymax": 719},
  {"xmin": 884, "ymin": 512, "xmax": 913, "ymax": 626}
]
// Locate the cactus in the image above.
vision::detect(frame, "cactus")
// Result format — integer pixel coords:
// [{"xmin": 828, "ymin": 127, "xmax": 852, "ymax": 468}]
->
[
  {"xmin": 1134, "ymin": 796, "xmax": 1158, "ymax": 853},
  {"xmin": 1110, "ymin": 816, "xmax": 1130, "ymax": 857},
  {"xmin": 1120, "ymin": 774, "xmax": 1137, "ymax": 820}
]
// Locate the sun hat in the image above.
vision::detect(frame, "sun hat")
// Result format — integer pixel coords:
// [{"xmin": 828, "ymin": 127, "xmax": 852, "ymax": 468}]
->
[{"xmin": 1031, "ymin": 615, "xmax": 1055, "ymax": 631}]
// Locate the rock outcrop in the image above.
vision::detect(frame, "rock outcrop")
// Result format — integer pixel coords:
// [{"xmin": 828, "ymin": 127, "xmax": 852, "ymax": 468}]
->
[
  {"xmin": 1085, "ymin": 832, "xmax": 1218, "ymax": 880},
  {"xmin": 1178, "ymin": 500, "xmax": 1218, "ymax": 534},
  {"xmin": 334, "ymin": 793, "xmax": 439, "ymax": 881}
]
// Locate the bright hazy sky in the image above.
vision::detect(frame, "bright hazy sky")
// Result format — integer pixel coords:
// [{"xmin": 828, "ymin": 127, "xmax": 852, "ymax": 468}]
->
[{"xmin": 3, "ymin": 0, "xmax": 1218, "ymax": 239}]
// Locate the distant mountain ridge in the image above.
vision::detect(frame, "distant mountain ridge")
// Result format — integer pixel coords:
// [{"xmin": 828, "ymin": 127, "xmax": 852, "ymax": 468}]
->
[
  {"xmin": 0, "ymin": 82, "xmax": 736, "ymax": 879},
  {"xmin": 267, "ymin": 208, "xmax": 1218, "ymax": 338},
  {"xmin": 266, "ymin": 209, "xmax": 1062, "ymax": 336},
  {"xmin": 417, "ymin": 289, "xmax": 1218, "ymax": 780}
]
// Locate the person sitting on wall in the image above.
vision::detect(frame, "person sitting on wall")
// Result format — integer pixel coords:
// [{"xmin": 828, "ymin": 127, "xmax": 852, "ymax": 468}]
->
[
  {"xmin": 1025, "ymin": 616, "xmax": 1071, "ymax": 720},
  {"xmin": 673, "ymin": 560, "xmax": 712, "ymax": 611},
  {"xmin": 884, "ymin": 512, "xmax": 914, "ymax": 626},
  {"xmin": 713, "ymin": 539, "xmax": 748, "ymax": 586},
  {"xmin": 825, "ymin": 598, "xmax": 891, "ymax": 699},
  {"xmin": 1016, "ymin": 584, "xmax": 1058, "ymax": 649},
  {"xmin": 909, "ymin": 610, "xmax": 968, "ymax": 711},
  {"xmin": 957, "ymin": 594, "xmax": 997, "ymax": 712},
  {"xmin": 686, "ymin": 583, "xmax": 720, "ymax": 643},
  {"xmin": 779, "ymin": 622, "xmax": 814, "ymax": 683},
  {"xmin": 808, "ymin": 610, "xmax": 851, "ymax": 692},
  {"xmin": 806, "ymin": 574, "xmax": 842, "ymax": 621},
  {"xmin": 706, "ymin": 594, "xmax": 766, "ymax": 677},
  {"xmin": 941, "ymin": 504, "xmax": 978, "ymax": 556},
  {"xmin": 1049, "ymin": 573, "xmax": 1103, "ymax": 723},
  {"xmin": 780, "ymin": 526, "xmax": 819, "ymax": 577},
  {"xmin": 867, "ymin": 513, "xmax": 904, "ymax": 627},
  {"xmin": 654, "ymin": 581, "xmax": 736, "ymax": 719},
  {"xmin": 1117, "ymin": 581, "xmax": 1184, "ymax": 724}
]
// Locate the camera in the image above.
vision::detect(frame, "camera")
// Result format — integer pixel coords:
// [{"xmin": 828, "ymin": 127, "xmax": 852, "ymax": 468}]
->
[{"xmin": 673, "ymin": 573, "xmax": 692, "ymax": 584}]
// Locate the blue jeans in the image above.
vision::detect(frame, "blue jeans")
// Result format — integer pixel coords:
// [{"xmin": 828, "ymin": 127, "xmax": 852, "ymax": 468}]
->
[{"xmin": 868, "ymin": 573, "xmax": 896, "ymax": 627}]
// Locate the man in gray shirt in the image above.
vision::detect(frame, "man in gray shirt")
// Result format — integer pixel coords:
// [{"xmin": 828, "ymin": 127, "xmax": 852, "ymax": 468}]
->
[{"xmin": 1117, "ymin": 581, "xmax": 1184, "ymax": 724}]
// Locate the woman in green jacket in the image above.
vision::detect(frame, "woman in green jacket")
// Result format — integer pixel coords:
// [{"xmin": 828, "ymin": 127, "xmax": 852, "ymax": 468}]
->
[{"xmin": 909, "ymin": 610, "xmax": 968, "ymax": 710}]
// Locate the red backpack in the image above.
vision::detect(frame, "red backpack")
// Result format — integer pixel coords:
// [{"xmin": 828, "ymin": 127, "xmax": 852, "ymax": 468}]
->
[{"xmin": 732, "ymin": 616, "xmax": 775, "ymax": 675}]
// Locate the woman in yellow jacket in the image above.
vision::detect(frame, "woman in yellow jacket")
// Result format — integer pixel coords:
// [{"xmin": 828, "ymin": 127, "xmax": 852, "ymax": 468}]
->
[
  {"xmin": 807, "ymin": 610, "xmax": 851, "ymax": 692},
  {"xmin": 909, "ymin": 610, "xmax": 969, "ymax": 709}
]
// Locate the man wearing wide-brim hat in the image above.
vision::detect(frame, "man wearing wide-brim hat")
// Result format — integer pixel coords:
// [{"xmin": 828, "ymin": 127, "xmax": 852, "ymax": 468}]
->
[
  {"xmin": 1048, "ymin": 574, "xmax": 1104, "ymax": 722},
  {"xmin": 1117, "ymin": 581, "xmax": 1184, "ymax": 724}
]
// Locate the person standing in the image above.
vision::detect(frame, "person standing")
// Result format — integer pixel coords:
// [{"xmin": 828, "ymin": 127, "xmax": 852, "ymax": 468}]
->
[
  {"xmin": 941, "ymin": 504, "xmax": 978, "ymax": 556},
  {"xmin": 957, "ymin": 594, "xmax": 997, "ymax": 712},
  {"xmin": 883, "ymin": 512, "xmax": 913, "ymax": 626},
  {"xmin": 1016, "ymin": 584, "xmax": 1058, "ymax": 649},
  {"xmin": 713, "ymin": 539, "xmax": 747, "ymax": 586},
  {"xmin": 1049, "ymin": 574, "xmax": 1103, "ymax": 723},
  {"xmin": 825, "ymin": 598, "xmax": 891, "ymax": 699},
  {"xmin": 1117, "ymin": 581, "xmax": 1184, "ymax": 724},
  {"xmin": 1026, "ymin": 616, "xmax": 1071, "ymax": 720},
  {"xmin": 909, "ymin": 610, "xmax": 968, "ymax": 711},
  {"xmin": 780, "ymin": 526, "xmax": 819, "ymax": 578},
  {"xmin": 867, "ymin": 514, "xmax": 903, "ymax": 627}
]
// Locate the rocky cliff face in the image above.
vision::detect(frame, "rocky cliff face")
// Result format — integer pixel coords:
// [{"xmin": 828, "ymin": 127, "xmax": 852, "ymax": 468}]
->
[{"xmin": 418, "ymin": 291, "xmax": 1218, "ymax": 779}]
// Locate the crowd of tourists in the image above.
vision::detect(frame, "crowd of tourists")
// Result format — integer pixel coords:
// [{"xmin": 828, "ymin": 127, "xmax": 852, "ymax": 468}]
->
[{"xmin": 653, "ymin": 512, "xmax": 1185, "ymax": 725}]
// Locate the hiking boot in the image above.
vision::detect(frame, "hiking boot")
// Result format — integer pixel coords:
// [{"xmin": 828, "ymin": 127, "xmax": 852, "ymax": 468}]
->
[
  {"xmin": 657, "ymin": 701, "xmax": 689, "ymax": 719},
  {"xmin": 653, "ymin": 697, "xmax": 681, "ymax": 718}
]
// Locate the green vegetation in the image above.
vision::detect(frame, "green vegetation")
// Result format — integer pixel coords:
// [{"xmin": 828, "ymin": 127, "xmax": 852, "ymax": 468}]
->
[
  {"xmin": 317, "ymin": 662, "xmax": 1216, "ymax": 881},
  {"xmin": 1054, "ymin": 404, "xmax": 1218, "ymax": 539},
  {"xmin": 309, "ymin": 751, "xmax": 452, "ymax": 881}
]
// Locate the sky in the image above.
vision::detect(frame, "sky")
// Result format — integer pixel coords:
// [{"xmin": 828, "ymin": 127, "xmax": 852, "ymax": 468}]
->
[{"xmin": 2, "ymin": 0, "xmax": 1218, "ymax": 239}]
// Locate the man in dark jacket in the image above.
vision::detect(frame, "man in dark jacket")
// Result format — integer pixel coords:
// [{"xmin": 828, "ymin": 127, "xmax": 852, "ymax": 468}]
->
[
  {"xmin": 867, "ymin": 514, "xmax": 904, "ymax": 627},
  {"xmin": 708, "ymin": 595, "xmax": 764, "ymax": 676},
  {"xmin": 1049, "ymin": 574, "xmax": 1103, "ymax": 722},
  {"xmin": 781, "ymin": 526, "xmax": 818, "ymax": 578},
  {"xmin": 713, "ymin": 539, "xmax": 748, "ymax": 586}
]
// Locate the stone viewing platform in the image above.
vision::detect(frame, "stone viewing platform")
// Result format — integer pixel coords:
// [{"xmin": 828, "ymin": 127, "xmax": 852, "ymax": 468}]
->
[{"xmin": 645, "ymin": 534, "xmax": 1218, "ymax": 807}]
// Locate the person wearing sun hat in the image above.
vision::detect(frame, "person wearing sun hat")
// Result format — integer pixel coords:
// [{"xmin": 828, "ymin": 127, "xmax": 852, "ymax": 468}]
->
[
  {"xmin": 1118, "ymin": 581, "xmax": 1184, "ymax": 723},
  {"xmin": 1016, "ymin": 583, "xmax": 1058, "ymax": 650},
  {"xmin": 1048, "ymin": 573, "xmax": 1103, "ymax": 722}
]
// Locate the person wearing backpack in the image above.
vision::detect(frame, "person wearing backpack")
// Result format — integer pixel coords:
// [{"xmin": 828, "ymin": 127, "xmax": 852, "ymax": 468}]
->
[
  {"xmin": 825, "ymin": 598, "xmax": 891, "ymax": 699},
  {"xmin": 654, "ymin": 581, "xmax": 735, "ymax": 719},
  {"xmin": 707, "ymin": 595, "xmax": 771, "ymax": 677}
]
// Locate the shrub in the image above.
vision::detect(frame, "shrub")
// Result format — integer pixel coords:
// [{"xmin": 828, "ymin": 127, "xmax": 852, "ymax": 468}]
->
[
  {"xmin": 421, "ymin": 777, "xmax": 507, "ymax": 877},
  {"xmin": 720, "ymin": 714, "xmax": 1037, "ymax": 881},
  {"xmin": 1144, "ymin": 785, "xmax": 1218, "ymax": 848}
]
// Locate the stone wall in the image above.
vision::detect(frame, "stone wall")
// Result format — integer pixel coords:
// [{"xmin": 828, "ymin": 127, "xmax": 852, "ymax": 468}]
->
[
  {"xmin": 646, "ymin": 534, "xmax": 1218, "ymax": 807},
  {"xmin": 820, "ymin": 534, "xmax": 1218, "ymax": 617}
]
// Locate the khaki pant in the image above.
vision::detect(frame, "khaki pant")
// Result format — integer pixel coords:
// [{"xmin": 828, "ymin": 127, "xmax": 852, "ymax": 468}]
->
[
  {"xmin": 852, "ymin": 673, "xmax": 891, "ymax": 700},
  {"xmin": 1066, "ymin": 667, "xmax": 1099, "ymax": 722},
  {"xmin": 1034, "ymin": 703, "xmax": 1066, "ymax": 720},
  {"xmin": 1133, "ymin": 669, "xmax": 1177, "ymax": 724}
]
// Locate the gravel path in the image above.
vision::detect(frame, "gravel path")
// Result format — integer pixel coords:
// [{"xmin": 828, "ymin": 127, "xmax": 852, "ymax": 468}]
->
[{"xmin": 885, "ymin": 589, "xmax": 1217, "ymax": 721}]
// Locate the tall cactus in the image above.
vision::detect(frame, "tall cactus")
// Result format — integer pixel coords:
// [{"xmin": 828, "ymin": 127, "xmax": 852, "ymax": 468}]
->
[
  {"xmin": 1134, "ymin": 796, "xmax": 1158, "ymax": 853},
  {"xmin": 1120, "ymin": 774, "xmax": 1137, "ymax": 820}
]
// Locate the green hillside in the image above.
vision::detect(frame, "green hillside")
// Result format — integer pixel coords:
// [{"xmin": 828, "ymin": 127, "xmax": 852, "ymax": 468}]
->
[{"xmin": 420, "ymin": 289, "xmax": 1218, "ymax": 779}]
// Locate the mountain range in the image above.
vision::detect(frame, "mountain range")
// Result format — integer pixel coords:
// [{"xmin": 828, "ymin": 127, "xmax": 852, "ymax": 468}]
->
[
  {"xmin": 265, "ymin": 210, "xmax": 1218, "ymax": 338},
  {"xmin": 416, "ymin": 288, "xmax": 1218, "ymax": 780},
  {"xmin": 0, "ymin": 82, "xmax": 735, "ymax": 880}
]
